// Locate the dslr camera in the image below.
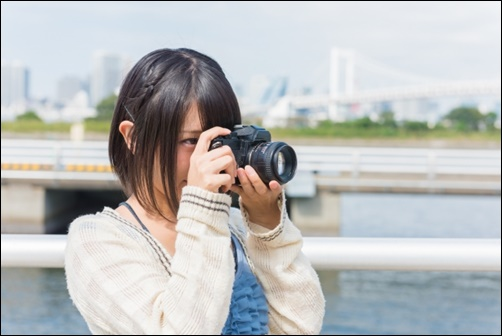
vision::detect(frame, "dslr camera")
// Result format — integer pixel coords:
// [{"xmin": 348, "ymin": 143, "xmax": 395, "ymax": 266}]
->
[{"xmin": 209, "ymin": 125, "xmax": 297, "ymax": 186}]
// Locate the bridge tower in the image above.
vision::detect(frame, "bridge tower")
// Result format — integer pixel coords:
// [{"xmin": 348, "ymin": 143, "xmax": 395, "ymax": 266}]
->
[{"xmin": 329, "ymin": 48, "xmax": 355, "ymax": 121}]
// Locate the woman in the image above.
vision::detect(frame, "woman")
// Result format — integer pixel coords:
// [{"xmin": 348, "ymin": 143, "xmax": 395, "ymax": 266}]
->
[{"xmin": 64, "ymin": 47, "xmax": 325, "ymax": 335}]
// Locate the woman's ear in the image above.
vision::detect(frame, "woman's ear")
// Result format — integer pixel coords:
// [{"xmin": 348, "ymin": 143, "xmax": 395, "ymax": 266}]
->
[{"xmin": 119, "ymin": 120, "xmax": 135, "ymax": 152}]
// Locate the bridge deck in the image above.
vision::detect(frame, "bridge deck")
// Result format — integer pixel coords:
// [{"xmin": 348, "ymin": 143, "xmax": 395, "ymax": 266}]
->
[{"xmin": 1, "ymin": 139, "xmax": 500, "ymax": 195}]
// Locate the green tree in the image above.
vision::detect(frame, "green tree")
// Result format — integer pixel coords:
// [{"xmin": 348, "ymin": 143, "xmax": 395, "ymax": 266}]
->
[
  {"xmin": 378, "ymin": 110, "xmax": 397, "ymax": 128},
  {"xmin": 16, "ymin": 110, "xmax": 42, "ymax": 122},
  {"xmin": 94, "ymin": 93, "xmax": 118, "ymax": 121},
  {"xmin": 402, "ymin": 120, "xmax": 428, "ymax": 132},
  {"xmin": 317, "ymin": 119, "xmax": 336, "ymax": 129},
  {"xmin": 350, "ymin": 116, "xmax": 376, "ymax": 129},
  {"xmin": 483, "ymin": 112, "xmax": 498, "ymax": 130},
  {"xmin": 442, "ymin": 106, "xmax": 484, "ymax": 131}
]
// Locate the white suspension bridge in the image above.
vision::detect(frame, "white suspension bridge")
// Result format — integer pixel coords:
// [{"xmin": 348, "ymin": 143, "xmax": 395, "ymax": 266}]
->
[{"xmin": 255, "ymin": 48, "xmax": 501, "ymax": 127}]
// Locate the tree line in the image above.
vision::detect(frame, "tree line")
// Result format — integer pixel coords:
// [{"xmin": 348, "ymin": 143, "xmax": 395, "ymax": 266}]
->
[{"xmin": 5, "ymin": 93, "xmax": 501, "ymax": 139}]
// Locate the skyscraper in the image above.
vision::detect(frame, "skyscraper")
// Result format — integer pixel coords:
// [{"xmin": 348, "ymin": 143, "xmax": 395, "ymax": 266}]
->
[
  {"xmin": 57, "ymin": 76, "xmax": 84, "ymax": 106},
  {"xmin": 1, "ymin": 59, "xmax": 30, "ymax": 107},
  {"xmin": 90, "ymin": 51, "xmax": 129, "ymax": 107}
]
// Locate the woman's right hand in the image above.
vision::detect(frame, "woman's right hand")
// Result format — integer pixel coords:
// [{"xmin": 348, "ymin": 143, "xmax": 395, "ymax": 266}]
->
[{"xmin": 187, "ymin": 127, "xmax": 237, "ymax": 193}]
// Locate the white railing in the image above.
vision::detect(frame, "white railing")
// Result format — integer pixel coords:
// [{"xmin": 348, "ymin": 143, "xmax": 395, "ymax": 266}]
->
[
  {"xmin": 2, "ymin": 234, "xmax": 500, "ymax": 272},
  {"xmin": 2, "ymin": 139, "xmax": 501, "ymax": 194},
  {"xmin": 2, "ymin": 139, "xmax": 500, "ymax": 176},
  {"xmin": 294, "ymin": 145, "xmax": 501, "ymax": 176}
]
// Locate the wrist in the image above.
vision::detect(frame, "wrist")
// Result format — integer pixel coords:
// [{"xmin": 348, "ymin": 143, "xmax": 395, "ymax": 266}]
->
[{"xmin": 247, "ymin": 207, "xmax": 281, "ymax": 230}]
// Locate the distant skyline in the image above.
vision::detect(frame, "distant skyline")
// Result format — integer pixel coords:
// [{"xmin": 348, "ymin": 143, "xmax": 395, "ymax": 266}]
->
[{"xmin": 1, "ymin": 1, "xmax": 501, "ymax": 101}]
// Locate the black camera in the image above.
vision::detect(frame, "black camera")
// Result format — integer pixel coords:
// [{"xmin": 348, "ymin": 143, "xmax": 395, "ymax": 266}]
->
[{"xmin": 209, "ymin": 125, "xmax": 297, "ymax": 185}]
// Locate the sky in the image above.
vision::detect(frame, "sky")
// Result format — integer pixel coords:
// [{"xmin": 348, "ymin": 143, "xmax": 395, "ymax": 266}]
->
[{"xmin": 1, "ymin": 1, "xmax": 501, "ymax": 101}]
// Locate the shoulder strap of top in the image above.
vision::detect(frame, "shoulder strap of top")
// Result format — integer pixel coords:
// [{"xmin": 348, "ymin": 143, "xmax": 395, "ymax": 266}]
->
[{"xmin": 119, "ymin": 201, "xmax": 150, "ymax": 233}]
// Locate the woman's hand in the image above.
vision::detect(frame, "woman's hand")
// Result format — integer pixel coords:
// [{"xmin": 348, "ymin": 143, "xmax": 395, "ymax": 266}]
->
[
  {"xmin": 230, "ymin": 166, "xmax": 282, "ymax": 230},
  {"xmin": 187, "ymin": 127, "xmax": 237, "ymax": 193}
]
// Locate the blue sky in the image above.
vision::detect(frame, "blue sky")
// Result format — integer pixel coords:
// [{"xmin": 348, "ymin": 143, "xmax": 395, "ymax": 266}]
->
[{"xmin": 1, "ymin": 1, "xmax": 501, "ymax": 100}]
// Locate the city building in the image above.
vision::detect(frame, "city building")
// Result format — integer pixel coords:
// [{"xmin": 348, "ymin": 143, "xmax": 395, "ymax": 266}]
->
[
  {"xmin": 90, "ymin": 51, "xmax": 131, "ymax": 107},
  {"xmin": 56, "ymin": 76, "xmax": 85, "ymax": 106},
  {"xmin": 1, "ymin": 59, "xmax": 30, "ymax": 108}
]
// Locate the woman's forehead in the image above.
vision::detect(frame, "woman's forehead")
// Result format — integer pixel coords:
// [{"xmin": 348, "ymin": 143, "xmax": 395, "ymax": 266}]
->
[{"xmin": 181, "ymin": 106, "xmax": 202, "ymax": 132}]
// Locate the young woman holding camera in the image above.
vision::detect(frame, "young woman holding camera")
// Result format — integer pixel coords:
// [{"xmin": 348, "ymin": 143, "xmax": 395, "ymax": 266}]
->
[{"xmin": 64, "ymin": 47, "xmax": 325, "ymax": 335}]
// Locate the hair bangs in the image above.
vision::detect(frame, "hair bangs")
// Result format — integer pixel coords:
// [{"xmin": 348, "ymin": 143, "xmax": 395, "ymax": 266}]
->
[{"xmin": 192, "ymin": 71, "xmax": 241, "ymax": 131}]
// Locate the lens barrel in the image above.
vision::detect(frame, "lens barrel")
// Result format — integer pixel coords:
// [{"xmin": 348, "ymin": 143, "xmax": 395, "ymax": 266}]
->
[{"xmin": 248, "ymin": 141, "xmax": 297, "ymax": 185}]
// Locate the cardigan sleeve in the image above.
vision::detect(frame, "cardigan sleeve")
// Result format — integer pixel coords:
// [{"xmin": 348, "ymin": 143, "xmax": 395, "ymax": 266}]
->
[
  {"xmin": 236, "ymin": 190, "xmax": 326, "ymax": 335},
  {"xmin": 64, "ymin": 186, "xmax": 235, "ymax": 335}
]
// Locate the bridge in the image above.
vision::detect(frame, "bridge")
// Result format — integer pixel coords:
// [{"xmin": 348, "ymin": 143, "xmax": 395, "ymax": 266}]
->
[
  {"xmin": 1, "ymin": 138, "xmax": 500, "ymax": 234},
  {"xmin": 288, "ymin": 79, "xmax": 501, "ymax": 108},
  {"xmin": 259, "ymin": 48, "xmax": 501, "ymax": 126}
]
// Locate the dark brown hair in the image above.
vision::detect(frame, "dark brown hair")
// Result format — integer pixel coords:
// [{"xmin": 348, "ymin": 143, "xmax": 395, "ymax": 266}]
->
[{"xmin": 109, "ymin": 48, "xmax": 241, "ymax": 220}]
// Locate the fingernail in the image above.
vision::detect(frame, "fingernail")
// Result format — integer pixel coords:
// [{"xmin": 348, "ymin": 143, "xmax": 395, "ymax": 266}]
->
[{"xmin": 245, "ymin": 165, "xmax": 255, "ymax": 175}]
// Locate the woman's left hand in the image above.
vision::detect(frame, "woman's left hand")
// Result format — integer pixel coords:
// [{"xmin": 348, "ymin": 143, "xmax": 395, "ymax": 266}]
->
[{"xmin": 230, "ymin": 165, "xmax": 282, "ymax": 230}]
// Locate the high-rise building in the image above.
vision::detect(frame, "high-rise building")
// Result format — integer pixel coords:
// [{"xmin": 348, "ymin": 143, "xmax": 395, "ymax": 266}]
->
[
  {"xmin": 90, "ymin": 51, "xmax": 129, "ymax": 107},
  {"xmin": 57, "ymin": 76, "xmax": 84, "ymax": 106},
  {"xmin": 1, "ymin": 59, "xmax": 30, "ymax": 107},
  {"xmin": 260, "ymin": 77, "xmax": 288, "ymax": 105}
]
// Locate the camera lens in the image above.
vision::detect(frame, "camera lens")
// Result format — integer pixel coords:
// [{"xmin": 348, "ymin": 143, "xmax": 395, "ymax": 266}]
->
[
  {"xmin": 277, "ymin": 152, "xmax": 285, "ymax": 175},
  {"xmin": 248, "ymin": 141, "xmax": 297, "ymax": 185}
]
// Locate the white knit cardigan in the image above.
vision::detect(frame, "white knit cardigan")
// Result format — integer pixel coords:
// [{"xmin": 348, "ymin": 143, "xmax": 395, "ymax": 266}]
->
[{"xmin": 64, "ymin": 186, "xmax": 326, "ymax": 335}]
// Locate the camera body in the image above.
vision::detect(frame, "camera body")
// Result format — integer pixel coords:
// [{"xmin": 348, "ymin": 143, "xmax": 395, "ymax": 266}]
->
[{"xmin": 209, "ymin": 125, "xmax": 297, "ymax": 185}]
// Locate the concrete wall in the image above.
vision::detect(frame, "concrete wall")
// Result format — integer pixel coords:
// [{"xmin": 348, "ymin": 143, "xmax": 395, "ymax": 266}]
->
[
  {"xmin": 2, "ymin": 184, "xmax": 47, "ymax": 233},
  {"xmin": 289, "ymin": 189, "xmax": 341, "ymax": 236},
  {"xmin": 1, "ymin": 185, "xmax": 78, "ymax": 233}
]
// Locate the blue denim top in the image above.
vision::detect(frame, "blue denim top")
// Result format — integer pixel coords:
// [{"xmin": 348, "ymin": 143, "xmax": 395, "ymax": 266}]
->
[{"xmin": 222, "ymin": 233, "xmax": 269, "ymax": 335}]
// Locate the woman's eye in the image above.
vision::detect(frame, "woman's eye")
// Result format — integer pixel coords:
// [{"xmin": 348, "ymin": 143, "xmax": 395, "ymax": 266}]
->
[{"xmin": 181, "ymin": 138, "xmax": 198, "ymax": 145}]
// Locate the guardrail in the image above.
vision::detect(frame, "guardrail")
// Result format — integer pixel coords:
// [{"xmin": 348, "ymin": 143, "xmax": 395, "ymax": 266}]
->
[
  {"xmin": 1, "ymin": 139, "xmax": 500, "ymax": 176},
  {"xmin": 2, "ymin": 139, "xmax": 501, "ymax": 195},
  {"xmin": 1, "ymin": 234, "xmax": 500, "ymax": 271},
  {"xmin": 295, "ymin": 145, "xmax": 501, "ymax": 176},
  {"xmin": 1, "ymin": 139, "xmax": 110, "ymax": 172}
]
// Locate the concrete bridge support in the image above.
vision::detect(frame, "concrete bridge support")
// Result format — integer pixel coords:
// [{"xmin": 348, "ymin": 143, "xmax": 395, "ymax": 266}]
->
[
  {"xmin": 288, "ymin": 189, "xmax": 341, "ymax": 236},
  {"xmin": 1, "ymin": 184, "xmax": 77, "ymax": 234}
]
